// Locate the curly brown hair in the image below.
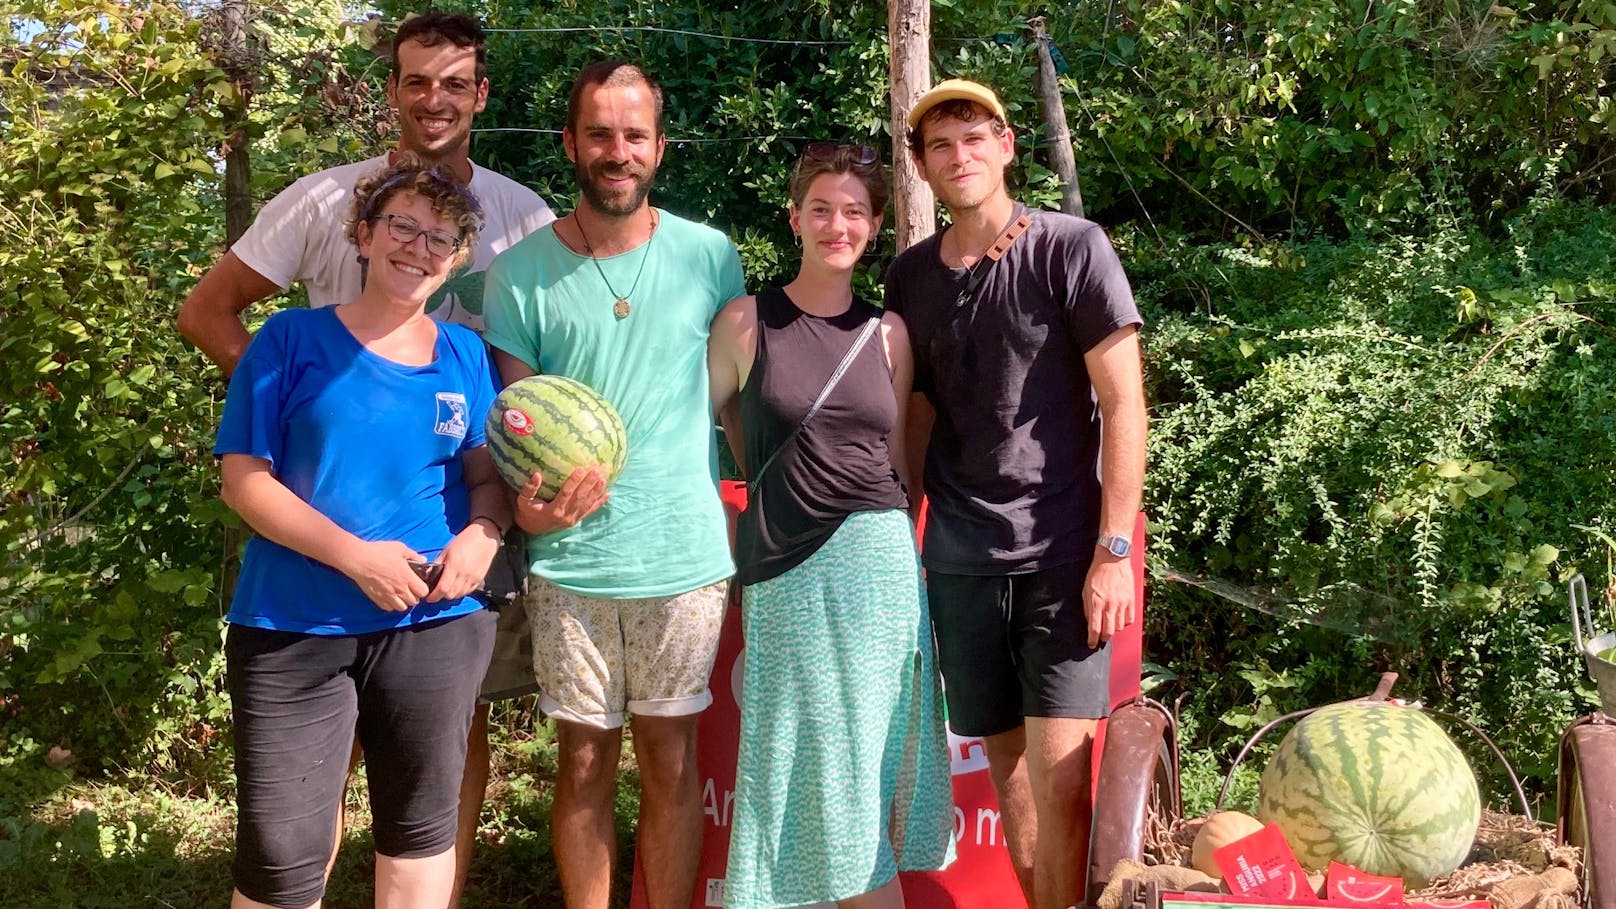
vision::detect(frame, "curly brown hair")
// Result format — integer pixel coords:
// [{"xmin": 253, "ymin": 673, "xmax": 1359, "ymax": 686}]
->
[
  {"xmin": 905, "ymin": 99, "xmax": 1008, "ymax": 160},
  {"xmin": 347, "ymin": 154, "xmax": 485, "ymax": 271},
  {"xmin": 391, "ymin": 12, "xmax": 487, "ymax": 85}
]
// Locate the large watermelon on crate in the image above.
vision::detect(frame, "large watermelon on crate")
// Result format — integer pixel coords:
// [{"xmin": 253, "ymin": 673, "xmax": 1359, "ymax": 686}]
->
[
  {"xmin": 487, "ymin": 375, "xmax": 627, "ymax": 501},
  {"xmin": 1257, "ymin": 699, "xmax": 1480, "ymax": 887}
]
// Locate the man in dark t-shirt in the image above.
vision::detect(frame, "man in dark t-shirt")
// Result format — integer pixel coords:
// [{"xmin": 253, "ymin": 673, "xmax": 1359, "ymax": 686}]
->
[{"xmin": 884, "ymin": 78, "xmax": 1147, "ymax": 909}]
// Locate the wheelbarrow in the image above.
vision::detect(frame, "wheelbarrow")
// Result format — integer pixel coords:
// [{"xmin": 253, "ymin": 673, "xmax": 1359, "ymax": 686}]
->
[
  {"xmin": 1557, "ymin": 576, "xmax": 1616, "ymax": 909},
  {"xmin": 1103, "ymin": 668, "xmax": 1580, "ymax": 909}
]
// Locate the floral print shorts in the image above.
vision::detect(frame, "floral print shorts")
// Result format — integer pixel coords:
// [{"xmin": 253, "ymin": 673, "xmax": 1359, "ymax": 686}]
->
[{"xmin": 525, "ymin": 578, "xmax": 728, "ymax": 728}]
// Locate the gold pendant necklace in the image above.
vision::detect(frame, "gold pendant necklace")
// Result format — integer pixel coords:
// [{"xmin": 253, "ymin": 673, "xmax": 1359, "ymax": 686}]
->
[{"xmin": 574, "ymin": 210, "xmax": 657, "ymax": 320}]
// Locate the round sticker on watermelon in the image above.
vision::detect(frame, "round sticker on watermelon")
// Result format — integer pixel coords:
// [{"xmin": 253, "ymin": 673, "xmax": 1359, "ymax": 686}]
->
[{"xmin": 486, "ymin": 375, "xmax": 628, "ymax": 501}]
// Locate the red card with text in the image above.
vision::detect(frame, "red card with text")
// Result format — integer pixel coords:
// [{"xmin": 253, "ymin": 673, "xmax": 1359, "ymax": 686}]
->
[
  {"xmin": 1325, "ymin": 861, "xmax": 1405, "ymax": 904},
  {"xmin": 1214, "ymin": 824, "xmax": 1319, "ymax": 903}
]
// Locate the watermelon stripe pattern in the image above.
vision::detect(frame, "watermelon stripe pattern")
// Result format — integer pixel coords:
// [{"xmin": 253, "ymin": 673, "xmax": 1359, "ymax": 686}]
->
[
  {"xmin": 1257, "ymin": 702, "xmax": 1480, "ymax": 887},
  {"xmin": 486, "ymin": 375, "xmax": 628, "ymax": 501}
]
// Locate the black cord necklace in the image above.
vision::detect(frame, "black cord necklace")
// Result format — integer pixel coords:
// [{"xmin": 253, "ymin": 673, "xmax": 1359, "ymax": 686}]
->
[{"xmin": 573, "ymin": 209, "xmax": 658, "ymax": 320}]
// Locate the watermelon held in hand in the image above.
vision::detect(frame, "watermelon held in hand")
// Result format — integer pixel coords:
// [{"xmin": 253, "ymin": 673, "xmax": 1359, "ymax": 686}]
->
[
  {"xmin": 487, "ymin": 375, "xmax": 627, "ymax": 501},
  {"xmin": 1257, "ymin": 700, "xmax": 1480, "ymax": 887}
]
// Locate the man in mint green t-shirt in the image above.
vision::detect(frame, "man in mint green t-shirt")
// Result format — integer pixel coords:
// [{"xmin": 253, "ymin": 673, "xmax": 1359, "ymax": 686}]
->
[{"xmin": 482, "ymin": 60, "xmax": 743, "ymax": 909}]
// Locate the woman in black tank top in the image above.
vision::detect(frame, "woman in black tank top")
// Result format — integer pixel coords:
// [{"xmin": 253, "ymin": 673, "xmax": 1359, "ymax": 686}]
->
[{"xmin": 707, "ymin": 146, "xmax": 955, "ymax": 908}]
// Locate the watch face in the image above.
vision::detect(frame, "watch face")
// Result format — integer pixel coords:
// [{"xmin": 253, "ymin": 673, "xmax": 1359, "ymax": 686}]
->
[{"xmin": 1100, "ymin": 534, "xmax": 1131, "ymax": 558}]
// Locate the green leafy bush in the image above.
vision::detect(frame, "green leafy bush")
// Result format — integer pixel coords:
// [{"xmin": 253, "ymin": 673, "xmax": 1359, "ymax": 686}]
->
[
  {"xmin": 1137, "ymin": 195, "xmax": 1616, "ymax": 797},
  {"xmin": 1, "ymin": 2, "xmax": 237, "ymax": 790},
  {"xmin": 0, "ymin": 0, "xmax": 378, "ymax": 794}
]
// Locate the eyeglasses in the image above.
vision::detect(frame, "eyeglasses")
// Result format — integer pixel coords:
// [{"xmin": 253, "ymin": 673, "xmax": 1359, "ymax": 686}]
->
[
  {"xmin": 375, "ymin": 213, "xmax": 463, "ymax": 258},
  {"xmin": 802, "ymin": 142, "xmax": 881, "ymax": 166}
]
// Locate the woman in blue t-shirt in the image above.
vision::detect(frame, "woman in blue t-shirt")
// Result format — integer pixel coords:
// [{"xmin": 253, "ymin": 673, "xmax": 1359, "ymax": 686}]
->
[{"xmin": 214, "ymin": 158, "xmax": 509, "ymax": 909}]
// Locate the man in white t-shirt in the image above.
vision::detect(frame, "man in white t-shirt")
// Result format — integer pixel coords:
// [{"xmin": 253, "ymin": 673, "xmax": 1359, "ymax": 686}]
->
[
  {"xmin": 178, "ymin": 12, "xmax": 553, "ymax": 906},
  {"xmin": 180, "ymin": 15, "xmax": 553, "ymax": 361}
]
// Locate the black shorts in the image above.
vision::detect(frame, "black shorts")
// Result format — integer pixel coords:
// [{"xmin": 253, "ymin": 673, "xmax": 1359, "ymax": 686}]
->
[
  {"xmin": 225, "ymin": 610, "xmax": 496, "ymax": 908},
  {"xmin": 927, "ymin": 561, "xmax": 1112, "ymax": 738}
]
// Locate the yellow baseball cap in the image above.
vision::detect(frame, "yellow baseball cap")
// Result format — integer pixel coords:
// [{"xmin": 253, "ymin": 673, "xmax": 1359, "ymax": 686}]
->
[{"xmin": 906, "ymin": 78, "xmax": 1008, "ymax": 130}]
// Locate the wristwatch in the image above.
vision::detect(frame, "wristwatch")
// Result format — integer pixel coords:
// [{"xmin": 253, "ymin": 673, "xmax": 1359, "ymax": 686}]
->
[{"xmin": 1096, "ymin": 532, "xmax": 1132, "ymax": 559}]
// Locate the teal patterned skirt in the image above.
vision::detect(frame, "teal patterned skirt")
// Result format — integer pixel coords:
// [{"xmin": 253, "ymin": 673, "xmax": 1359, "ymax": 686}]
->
[{"xmin": 724, "ymin": 509, "xmax": 956, "ymax": 909}]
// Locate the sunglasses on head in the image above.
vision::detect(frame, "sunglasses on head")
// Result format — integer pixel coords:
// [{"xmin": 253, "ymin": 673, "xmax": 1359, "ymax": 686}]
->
[{"xmin": 802, "ymin": 142, "xmax": 881, "ymax": 166}]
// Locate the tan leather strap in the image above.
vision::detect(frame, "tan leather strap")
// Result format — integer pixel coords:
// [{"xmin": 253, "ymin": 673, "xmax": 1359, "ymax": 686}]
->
[
  {"xmin": 983, "ymin": 212, "xmax": 1034, "ymax": 263},
  {"xmin": 954, "ymin": 211, "xmax": 1036, "ymax": 309}
]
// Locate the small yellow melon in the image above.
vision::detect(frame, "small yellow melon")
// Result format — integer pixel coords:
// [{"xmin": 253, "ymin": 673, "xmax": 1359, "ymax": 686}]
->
[{"xmin": 1191, "ymin": 810, "xmax": 1267, "ymax": 878}]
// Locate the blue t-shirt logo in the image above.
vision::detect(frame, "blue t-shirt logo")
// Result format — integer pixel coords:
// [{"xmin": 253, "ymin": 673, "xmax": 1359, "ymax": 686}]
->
[{"xmin": 435, "ymin": 392, "xmax": 468, "ymax": 439}]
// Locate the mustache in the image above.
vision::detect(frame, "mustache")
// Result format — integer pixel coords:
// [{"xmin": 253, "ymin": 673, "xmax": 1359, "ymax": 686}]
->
[
  {"xmin": 575, "ymin": 157, "xmax": 658, "ymax": 216},
  {"xmin": 588, "ymin": 161, "xmax": 650, "ymax": 181}
]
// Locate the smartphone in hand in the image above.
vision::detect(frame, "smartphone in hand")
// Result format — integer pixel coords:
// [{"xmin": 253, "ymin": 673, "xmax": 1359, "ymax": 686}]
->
[{"xmin": 406, "ymin": 559, "xmax": 443, "ymax": 590}]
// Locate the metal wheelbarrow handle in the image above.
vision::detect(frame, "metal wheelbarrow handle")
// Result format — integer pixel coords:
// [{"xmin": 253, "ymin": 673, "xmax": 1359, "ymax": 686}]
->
[{"xmin": 1570, "ymin": 573, "xmax": 1596, "ymax": 654}]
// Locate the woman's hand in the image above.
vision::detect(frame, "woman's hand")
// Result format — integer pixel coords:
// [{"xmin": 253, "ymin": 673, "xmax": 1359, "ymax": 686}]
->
[
  {"xmin": 338, "ymin": 539, "xmax": 429, "ymax": 612},
  {"xmin": 427, "ymin": 519, "xmax": 502, "ymax": 602},
  {"xmin": 512, "ymin": 467, "xmax": 608, "ymax": 535}
]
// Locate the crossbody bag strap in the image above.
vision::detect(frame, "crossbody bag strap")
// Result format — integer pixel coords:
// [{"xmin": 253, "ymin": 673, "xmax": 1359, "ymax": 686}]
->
[
  {"xmin": 952, "ymin": 210, "xmax": 1035, "ymax": 310},
  {"xmin": 747, "ymin": 315, "xmax": 882, "ymax": 490}
]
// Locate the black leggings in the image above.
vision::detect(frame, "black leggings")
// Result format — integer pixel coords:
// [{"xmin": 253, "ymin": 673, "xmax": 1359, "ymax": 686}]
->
[{"xmin": 225, "ymin": 611, "xmax": 496, "ymax": 908}]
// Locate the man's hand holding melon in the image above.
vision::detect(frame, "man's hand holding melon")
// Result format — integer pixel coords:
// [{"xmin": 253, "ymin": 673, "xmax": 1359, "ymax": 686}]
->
[{"xmin": 513, "ymin": 466, "xmax": 610, "ymax": 534}]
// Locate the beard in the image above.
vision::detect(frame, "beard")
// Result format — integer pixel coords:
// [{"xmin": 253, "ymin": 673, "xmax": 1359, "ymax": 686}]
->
[
  {"xmin": 576, "ymin": 158, "xmax": 657, "ymax": 217},
  {"xmin": 934, "ymin": 174, "xmax": 997, "ymax": 214}
]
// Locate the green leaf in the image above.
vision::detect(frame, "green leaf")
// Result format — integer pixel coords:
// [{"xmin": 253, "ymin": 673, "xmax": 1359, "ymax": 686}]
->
[
  {"xmin": 1434, "ymin": 460, "xmax": 1465, "ymax": 478},
  {"xmin": 146, "ymin": 570, "xmax": 191, "ymax": 593}
]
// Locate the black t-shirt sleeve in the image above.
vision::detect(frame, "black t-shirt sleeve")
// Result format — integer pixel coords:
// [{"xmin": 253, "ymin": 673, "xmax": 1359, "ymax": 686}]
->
[
  {"xmin": 1062, "ymin": 223, "xmax": 1143, "ymax": 352},
  {"xmin": 881, "ymin": 259, "xmax": 904, "ymax": 315},
  {"xmin": 883, "ymin": 252, "xmax": 934, "ymax": 394}
]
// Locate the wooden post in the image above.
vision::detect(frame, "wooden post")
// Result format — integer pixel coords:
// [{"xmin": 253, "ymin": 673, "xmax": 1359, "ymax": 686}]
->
[
  {"xmin": 216, "ymin": 0, "xmax": 252, "ymax": 605},
  {"xmin": 1030, "ymin": 16, "xmax": 1083, "ymax": 218},
  {"xmin": 218, "ymin": 0, "xmax": 252, "ymax": 244},
  {"xmin": 888, "ymin": 0, "xmax": 935, "ymax": 252}
]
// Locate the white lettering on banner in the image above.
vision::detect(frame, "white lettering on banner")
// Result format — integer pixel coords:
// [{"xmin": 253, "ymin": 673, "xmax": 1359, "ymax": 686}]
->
[
  {"xmin": 702, "ymin": 778, "xmax": 735, "ymax": 827},
  {"xmin": 730, "ymin": 647, "xmax": 745, "ymax": 705},
  {"xmin": 947, "ymin": 727, "xmax": 990, "ymax": 776},
  {"xmin": 975, "ymin": 808, "xmax": 1003, "ymax": 846},
  {"xmin": 952, "ymin": 804, "xmax": 1011, "ymax": 846},
  {"xmin": 705, "ymin": 878, "xmax": 724, "ymax": 907},
  {"xmin": 1234, "ymin": 856, "xmax": 1265, "ymax": 891}
]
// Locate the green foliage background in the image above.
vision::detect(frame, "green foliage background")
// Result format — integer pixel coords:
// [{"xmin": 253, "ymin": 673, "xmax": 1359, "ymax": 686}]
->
[{"xmin": 6, "ymin": 0, "xmax": 1616, "ymax": 835}]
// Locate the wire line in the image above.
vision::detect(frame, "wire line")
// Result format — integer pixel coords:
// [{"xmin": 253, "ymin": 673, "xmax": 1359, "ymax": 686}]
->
[
  {"xmin": 484, "ymin": 25, "xmax": 851, "ymax": 45},
  {"xmin": 472, "ymin": 128, "xmax": 829, "ymax": 145},
  {"xmin": 377, "ymin": 20, "xmax": 999, "ymax": 47}
]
